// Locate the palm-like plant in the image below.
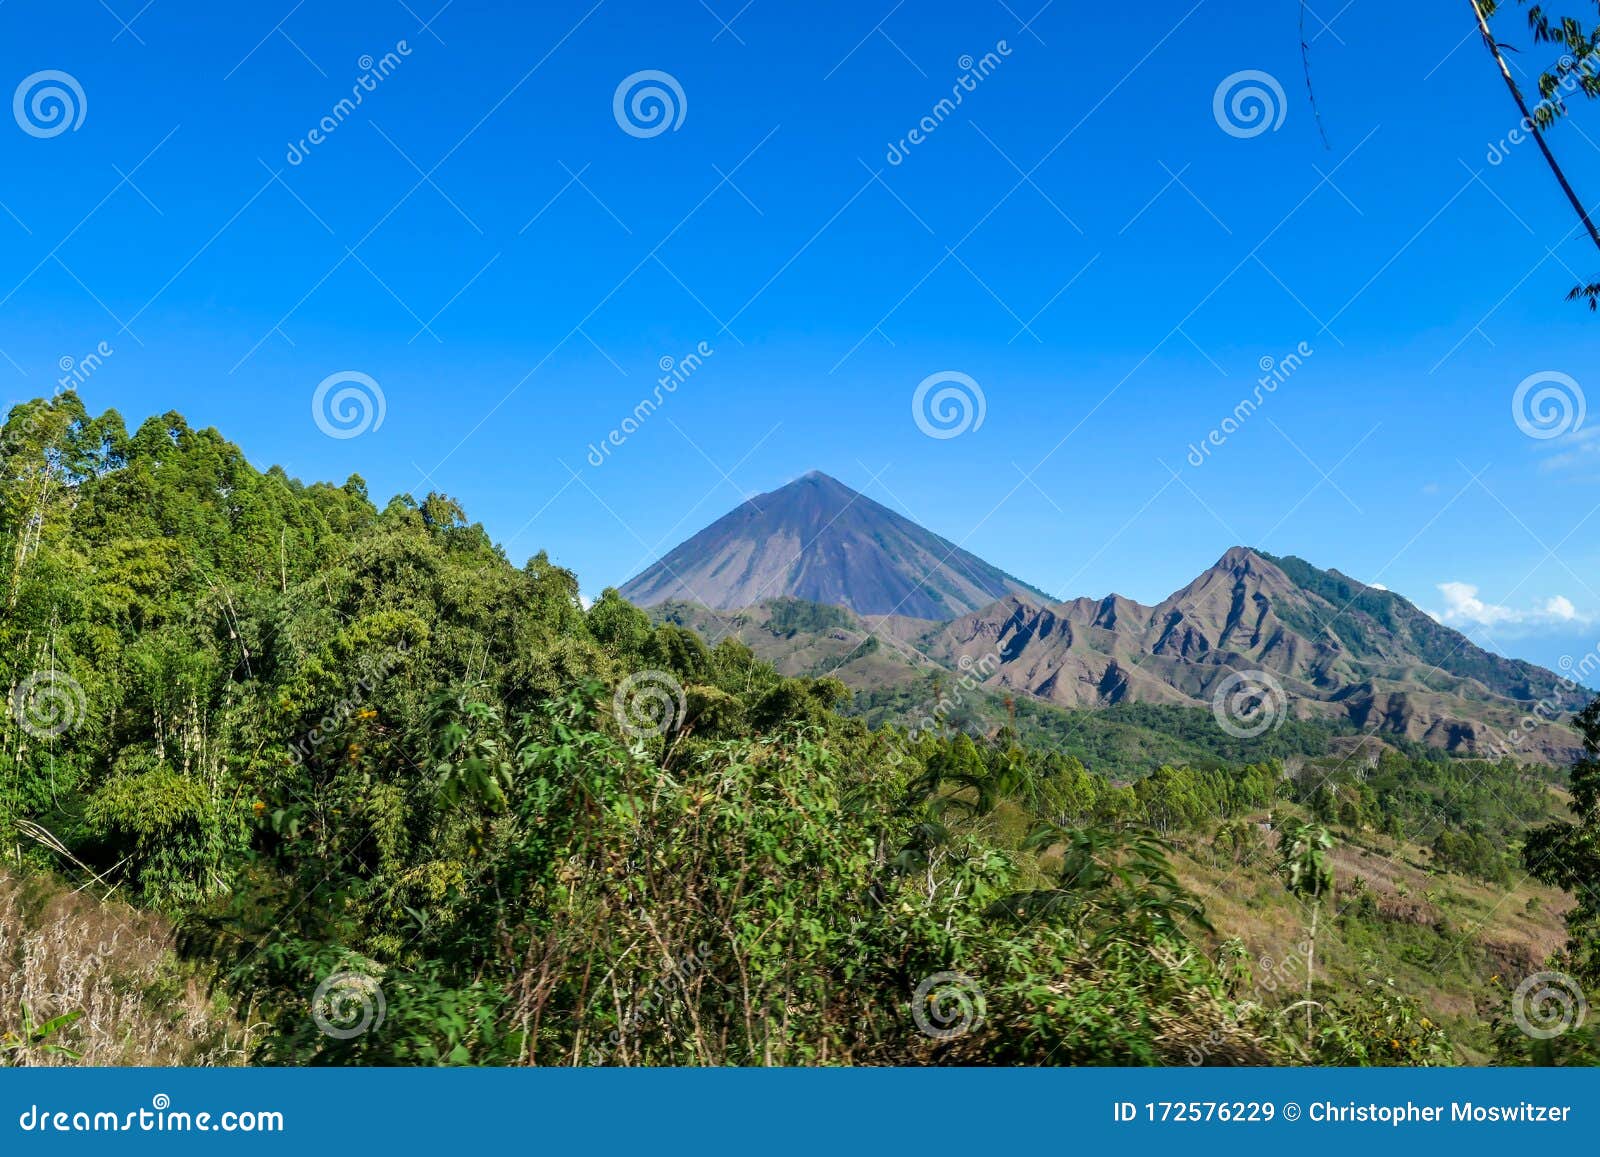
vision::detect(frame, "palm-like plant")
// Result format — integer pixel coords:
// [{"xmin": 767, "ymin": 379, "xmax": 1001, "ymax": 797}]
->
[
  {"xmin": 1003, "ymin": 824, "xmax": 1211, "ymax": 949},
  {"xmin": 1274, "ymin": 818, "xmax": 1334, "ymax": 1039},
  {"xmin": 0, "ymin": 1005, "xmax": 82, "ymax": 1066}
]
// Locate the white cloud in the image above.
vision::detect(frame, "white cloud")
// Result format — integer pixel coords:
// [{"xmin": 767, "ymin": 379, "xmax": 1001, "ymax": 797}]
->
[
  {"xmin": 1539, "ymin": 425, "xmax": 1600, "ymax": 473},
  {"xmin": 1546, "ymin": 595, "xmax": 1581, "ymax": 621},
  {"xmin": 1435, "ymin": 581, "xmax": 1595, "ymax": 633},
  {"xmin": 1369, "ymin": 582, "xmax": 1389, "ymax": 591}
]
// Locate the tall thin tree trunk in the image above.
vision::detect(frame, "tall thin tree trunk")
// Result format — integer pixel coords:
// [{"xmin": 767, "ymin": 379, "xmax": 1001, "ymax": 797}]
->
[
  {"xmin": 1306, "ymin": 902, "xmax": 1319, "ymax": 1040},
  {"xmin": 1470, "ymin": 0, "xmax": 1600, "ymax": 252}
]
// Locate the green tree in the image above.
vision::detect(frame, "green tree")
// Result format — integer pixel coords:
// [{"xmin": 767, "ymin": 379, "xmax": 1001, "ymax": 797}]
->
[
  {"xmin": 1525, "ymin": 698, "xmax": 1600, "ymax": 985},
  {"xmin": 1275, "ymin": 817, "xmax": 1334, "ymax": 1038}
]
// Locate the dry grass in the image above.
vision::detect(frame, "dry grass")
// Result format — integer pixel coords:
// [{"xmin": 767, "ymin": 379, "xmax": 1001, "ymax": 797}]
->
[
  {"xmin": 1168, "ymin": 819, "xmax": 1571, "ymax": 1057},
  {"xmin": 0, "ymin": 870, "xmax": 247, "ymax": 1066}
]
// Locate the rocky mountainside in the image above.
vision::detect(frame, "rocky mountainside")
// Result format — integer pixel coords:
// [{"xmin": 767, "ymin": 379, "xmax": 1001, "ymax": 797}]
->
[
  {"xmin": 917, "ymin": 547, "xmax": 1588, "ymax": 763},
  {"xmin": 631, "ymin": 484, "xmax": 1589, "ymax": 763},
  {"xmin": 619, "ymin": 471, "xmax": 1051, "ymax": 618}
]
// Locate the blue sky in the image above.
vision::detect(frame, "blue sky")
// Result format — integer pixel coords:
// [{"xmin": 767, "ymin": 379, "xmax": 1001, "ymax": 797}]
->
[{"xmin": 3, "ymin": 0, "xmax": 1600, "ymax": 674}]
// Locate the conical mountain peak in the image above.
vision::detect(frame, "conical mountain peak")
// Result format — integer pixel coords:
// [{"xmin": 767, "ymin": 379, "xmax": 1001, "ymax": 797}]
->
[{"xmin": 619, "ymin": 473, "xmax": 1048, "ymax": 619}]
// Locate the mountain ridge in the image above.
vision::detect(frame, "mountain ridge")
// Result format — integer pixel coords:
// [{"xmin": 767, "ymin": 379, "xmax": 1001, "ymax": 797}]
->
[{"xmin": 624, "ymin": 480, "xmax": 1589, "ymax": 764}]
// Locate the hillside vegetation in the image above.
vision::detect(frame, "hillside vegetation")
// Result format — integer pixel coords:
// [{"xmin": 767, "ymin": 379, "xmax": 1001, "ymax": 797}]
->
[{"xmin": 1, "ymin": 393, "xmax": 1596, "ymax": 1067}]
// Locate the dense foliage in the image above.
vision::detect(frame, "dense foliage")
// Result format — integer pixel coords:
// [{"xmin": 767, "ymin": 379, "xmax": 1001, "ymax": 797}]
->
[{"xmin": 1, "ymin": 394, "xmax": 1592, "ymax": 1067}]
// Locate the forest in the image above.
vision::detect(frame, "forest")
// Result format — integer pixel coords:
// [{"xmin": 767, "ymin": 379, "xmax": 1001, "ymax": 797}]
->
[{"xmin": 2, "ymin": 391, "xmax": 1599, "ymax": 1067}]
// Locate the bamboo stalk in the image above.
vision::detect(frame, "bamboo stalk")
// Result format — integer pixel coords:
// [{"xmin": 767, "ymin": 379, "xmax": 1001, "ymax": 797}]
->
[{"xmin": 1469, "ymin": 0, "xmax": 1600, "ymax": 251}]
